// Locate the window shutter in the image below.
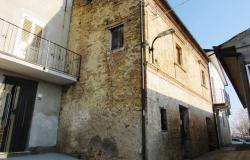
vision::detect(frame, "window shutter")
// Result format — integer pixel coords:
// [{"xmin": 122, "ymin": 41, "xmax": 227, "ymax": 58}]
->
[{"xmin": 21, "ymin": 19, "xmax": 32, "ymax": 43}]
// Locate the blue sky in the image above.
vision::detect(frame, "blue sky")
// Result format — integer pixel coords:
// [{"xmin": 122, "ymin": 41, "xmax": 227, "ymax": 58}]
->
[
  {"xmin": 167, "ymin": 0, "xmax": 250, "ymax": 48},
  {"xmin": 167, "ymin": 0, "xmax": 250, "ymax": 122}
]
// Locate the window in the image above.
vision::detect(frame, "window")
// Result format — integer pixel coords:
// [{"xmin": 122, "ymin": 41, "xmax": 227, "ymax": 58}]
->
[
  {"xmin": 15, "ymin": 16, "xmax": 44, "ymax": 59},
  {"xmin": 160, "ymin": 108, "xmax": 168, "ymax": 131},
  {"xmin": 20, "ymin": 18, "xmax": 43, "ymax": 45},
  {"xmin": 110, "ymin": 25, "xmax": 124, "ymax": 50},
  {"xmin": 176, "ymin": 44, "xmax": 182, "ymax": 65},
  {"xmin": 246, "ymin": 64, "xmax": 250, "ymax": 86},
  {"xmin": 21, "ymin": 19, "xmax": 33, "ymax": 43},
  {"xmin": 201, "ymin": 70, "xmax": 206, "ymax": 86}
]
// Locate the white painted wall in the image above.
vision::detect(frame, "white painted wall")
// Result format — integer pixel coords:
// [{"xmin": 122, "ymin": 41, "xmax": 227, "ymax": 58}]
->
[
  {"xmin": 0, "ymin": 0, "xmax": 72, "ymax": 47},
  {"xmin": 208, "ymin": 54, "xmax": 232, "ymax": 146},
  {"xmin": 209, "ymin": 60, "xmax": 225, "ymax": 94},
  {"xmin": 209, "ymin": 55, "xmax": 226, "ymax": 94}
]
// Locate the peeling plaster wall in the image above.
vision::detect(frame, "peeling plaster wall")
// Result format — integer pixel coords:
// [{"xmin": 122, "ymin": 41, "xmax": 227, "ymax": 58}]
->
[
  {"xmin": 146, "ymin": 69, "xmax": 216, "ymax": 159},
  {"xmin": 144, "ymin": 0, "xmax": 216, "ymax": 159},
  {"xmin": 28, "ymin": 81, "xmax": 62, "ymax": 148},
  {"xmin": 58, "ymin": 0, "xmax": 142, "ymax": 159},
  {"xmin": 0, "ymin": 69, "xmax": 62, "ymax": 149}
]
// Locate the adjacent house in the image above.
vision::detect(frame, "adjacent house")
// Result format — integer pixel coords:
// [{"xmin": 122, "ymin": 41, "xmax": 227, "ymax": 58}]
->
[
  {"xmin": 0, "ymin": 0, "xmax": 80, "ymax": 152},
  {"xmin": 214, "ymin": 28, "xmax": 250, "ymax": 120},
  {"xmin": 58, "ymin": 0, "xmax": 217, "ymax": 159},
  {"xmin": 206, "ymin": 50, "xmax": 231, "ymax": 147}
]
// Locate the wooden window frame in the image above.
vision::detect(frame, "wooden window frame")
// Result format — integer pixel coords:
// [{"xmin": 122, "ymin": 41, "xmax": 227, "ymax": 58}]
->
[
  {"xmin": 176, "ymin": 44, "xmax": 183, "ymax": 66},
  {"xmin": 110, "ymin": 24, "xmax": 124, "ymax": 51},
  {"xmin": 201, "ymin": 70, "xmax": 206, "ymax": 87}
]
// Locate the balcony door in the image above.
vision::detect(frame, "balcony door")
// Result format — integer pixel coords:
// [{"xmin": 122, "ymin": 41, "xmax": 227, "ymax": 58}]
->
[{"xmin": 0, "ymin": 76, "xmax": 37, "ymax": 152}]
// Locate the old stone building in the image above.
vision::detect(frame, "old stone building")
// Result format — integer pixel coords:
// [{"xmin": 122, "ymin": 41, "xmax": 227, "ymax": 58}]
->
[{"xmin": 58, "ymin": 0, "xmax": 217, "ymax": 160}]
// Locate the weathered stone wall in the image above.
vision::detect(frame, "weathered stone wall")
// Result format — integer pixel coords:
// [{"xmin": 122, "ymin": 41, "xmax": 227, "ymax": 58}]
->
[
  {"xmin": 58, "ymin": 0, "xmax": 142, "ymax": 159},
  {"xmin": 144, "ymin": 0, "xmax": 216, "ymax": 159}
]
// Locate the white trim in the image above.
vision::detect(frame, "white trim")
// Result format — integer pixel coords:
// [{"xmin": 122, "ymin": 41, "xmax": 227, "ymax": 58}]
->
[{"xmin": 246, "ymin": 64, "xmax": 250, "ymax": 86}]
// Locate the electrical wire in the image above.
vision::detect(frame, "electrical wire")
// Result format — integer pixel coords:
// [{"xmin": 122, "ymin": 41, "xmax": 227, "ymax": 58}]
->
[{"xmin": 165, "ymin": 0, "xmax": 193, "ymax": 14}]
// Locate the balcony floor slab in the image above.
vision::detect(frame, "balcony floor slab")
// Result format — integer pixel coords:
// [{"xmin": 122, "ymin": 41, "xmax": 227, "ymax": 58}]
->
[{"xmin": 0, "ymin": 51, "xmax": 77, "ymax": 85}]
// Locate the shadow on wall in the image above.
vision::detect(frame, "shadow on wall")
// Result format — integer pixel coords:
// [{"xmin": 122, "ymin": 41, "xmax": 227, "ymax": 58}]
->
[{"xmin": 146, "ymin": 88, "xmax": 218, "ymax": 160}]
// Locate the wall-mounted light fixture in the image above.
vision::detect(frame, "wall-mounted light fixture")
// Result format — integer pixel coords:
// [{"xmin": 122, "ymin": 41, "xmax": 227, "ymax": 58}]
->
[{"xmin": 149, "ymin": 28, "xmax": 175, "ymax": 63}]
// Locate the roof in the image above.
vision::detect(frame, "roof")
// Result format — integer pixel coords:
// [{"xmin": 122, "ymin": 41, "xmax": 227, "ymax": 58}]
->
[
  {"xmin": 219, "ymin": 27, "xmax": 250, "ymax": 49},
  {"xmin": 214, "ymin": 29, "xmax": 250, "ymax": 109}
]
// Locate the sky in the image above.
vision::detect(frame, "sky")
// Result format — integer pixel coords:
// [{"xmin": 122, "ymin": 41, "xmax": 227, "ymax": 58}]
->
[{"xmin": 167, "ymin": 0, "xmax": 250, "ymax": 127}]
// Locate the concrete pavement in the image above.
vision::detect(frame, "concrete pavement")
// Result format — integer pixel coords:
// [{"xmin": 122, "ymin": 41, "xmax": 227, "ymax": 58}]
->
[
  {"xmin": 195, "ymin": 145, "xmax": 250, "ymax": 160},
  {"xmin": 3, "ymin": 153, "xmax": 78, "ymax": 160}
]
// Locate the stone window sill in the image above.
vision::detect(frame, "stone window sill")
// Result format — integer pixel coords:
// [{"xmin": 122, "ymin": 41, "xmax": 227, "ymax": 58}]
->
[
  {"xmin": 109, "ymin": 47, "xmax": 125, "ymax": 54},
  {"xmin": 174, "ymin": 62, "xmax": 186, "ymax": 72}
]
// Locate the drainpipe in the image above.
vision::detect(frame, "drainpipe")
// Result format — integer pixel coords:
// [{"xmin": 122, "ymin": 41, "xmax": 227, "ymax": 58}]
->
[
  {"xmin": 140, "ymin": 0, "xmax": 147, "ymax": 160},
  {"xmin": 207, "ymin": 64, "xmax": 221, "ymax": 149}
]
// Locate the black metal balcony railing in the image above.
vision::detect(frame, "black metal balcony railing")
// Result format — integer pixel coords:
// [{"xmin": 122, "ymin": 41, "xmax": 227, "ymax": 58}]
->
[
  {"xmin": 0, "ymin": 17, "xmax": 81, "ymax": 78},
  {"xmin": 212, "ymin": 89, "xmax": 230, "ymax": 106}
]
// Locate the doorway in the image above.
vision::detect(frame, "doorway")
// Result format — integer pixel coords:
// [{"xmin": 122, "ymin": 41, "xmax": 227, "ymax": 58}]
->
[
  {"xmin": 0, "ymin": 76, "xmax": 37, "ymax": 152},
  {"xmin": 206, "ymin": 117, "xmax": 215, "ymax": 151},
  {"xmin": 179, "ymin": 105, "xmax": 190, "ymax": 159}
]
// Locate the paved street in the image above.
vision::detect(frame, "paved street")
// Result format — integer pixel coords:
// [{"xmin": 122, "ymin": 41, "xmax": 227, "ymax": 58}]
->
[
  {"xmin": 2, "ymin": 153, "xmax": 78, "ymax": 160},
  {"xmin": 195, "ymin": 145, "xmax": 250, "ymax": 160}
]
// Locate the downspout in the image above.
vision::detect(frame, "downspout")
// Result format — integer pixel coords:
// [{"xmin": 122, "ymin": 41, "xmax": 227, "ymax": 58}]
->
[
  {"xmin": 207, "ymin": 63, "xmax": 221, "ymax": 148},
  {"xmin": 140, "ymin": 0, "xmax": 147, "ymax": 160}
]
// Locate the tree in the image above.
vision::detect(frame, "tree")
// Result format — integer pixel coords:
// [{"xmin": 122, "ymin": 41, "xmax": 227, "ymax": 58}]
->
[{"xmin": 230, "ymin": 108, "xmax": 250, "ymax": 137}]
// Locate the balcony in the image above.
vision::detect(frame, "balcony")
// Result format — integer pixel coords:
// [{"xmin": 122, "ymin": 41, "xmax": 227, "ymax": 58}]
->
[
  {"xmin": 212, "ymin": 89, "xmax": 231, "ymax": 109},
  {"xmin": 0, "ymin": 18, "xmax": 81, "ymax": 85}
]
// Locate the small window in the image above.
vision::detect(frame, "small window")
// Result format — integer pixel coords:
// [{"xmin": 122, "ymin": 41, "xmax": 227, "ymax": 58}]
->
[
  {"xmin": 160, "ymin": 108, "xmax": 168, "ymax": 131},
  {"xmin": 110, "ymin": 25, "xmax": 124, "ymax": 50},
  {"xmin": 176, "ymin": 45, "xmax": 182, "ymax": 65},
  {"xmin": 201, "ymin": 70, "xmax": 206, "ymax": 86}
]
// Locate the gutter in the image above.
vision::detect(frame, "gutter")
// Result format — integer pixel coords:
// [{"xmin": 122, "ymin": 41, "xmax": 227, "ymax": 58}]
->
[{"xmin": 140, "ymin": 1, "xmax": 147, "ymax": 160}]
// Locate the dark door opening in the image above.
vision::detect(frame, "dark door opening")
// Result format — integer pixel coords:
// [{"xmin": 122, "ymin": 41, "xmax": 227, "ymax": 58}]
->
[
  {"xmin": 179, "ymin": 105, "xmax": 190, "ymax": 159},
  {"xmin": 206, "ymin": 117, "xmax": 215, "ymax": 151},
  {"xmin": 0, "ymin": 76, "xmax": 37, "ymax": 152}
]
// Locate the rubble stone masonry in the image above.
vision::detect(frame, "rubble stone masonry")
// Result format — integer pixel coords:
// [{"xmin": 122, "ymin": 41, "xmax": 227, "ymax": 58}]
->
[{"xmin": 58, "ymin": 0, "xmax": 143, "ymax": 159}]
